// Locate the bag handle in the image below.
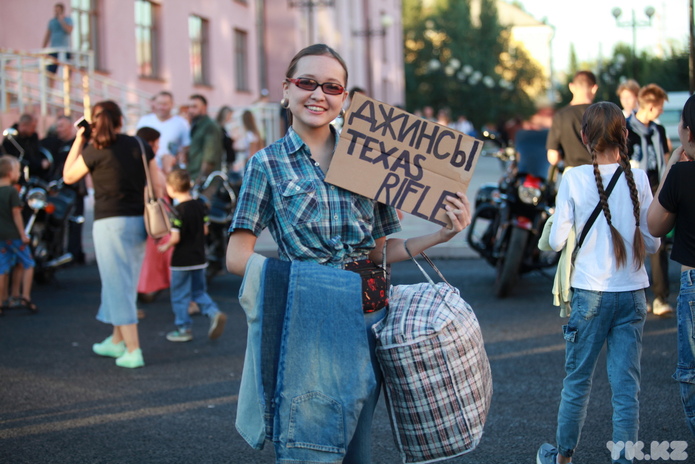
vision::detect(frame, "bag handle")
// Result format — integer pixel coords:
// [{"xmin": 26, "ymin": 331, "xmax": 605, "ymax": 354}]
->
[
  {"xmin": 136, "ymin": 136, "xmax": 156, "ymax": 202},
  {"xmin": 403, "ymin": 240, "xmax": 452, "ymax": 288}
]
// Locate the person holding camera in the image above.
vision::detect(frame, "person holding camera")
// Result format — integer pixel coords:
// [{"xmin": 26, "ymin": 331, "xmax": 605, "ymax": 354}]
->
[{"xmin": 63, "ymin": 101, "xmax": 161, "ymax": 369}]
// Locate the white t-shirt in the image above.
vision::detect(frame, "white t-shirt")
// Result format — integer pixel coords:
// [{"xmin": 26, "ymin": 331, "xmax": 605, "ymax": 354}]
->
[
  {"xmin": 136, "ymin": 113, "xmax": 191, "ymax": 166},
  {"xmin": 549, "ymin": 163, "xmax": 660, "ymax": 292}
]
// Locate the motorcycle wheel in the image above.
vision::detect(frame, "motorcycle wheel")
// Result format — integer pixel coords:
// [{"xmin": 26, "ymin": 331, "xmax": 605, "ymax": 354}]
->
[{"xmin": 494, "ymin": 227, "xmax": 529, "ymax": 298}]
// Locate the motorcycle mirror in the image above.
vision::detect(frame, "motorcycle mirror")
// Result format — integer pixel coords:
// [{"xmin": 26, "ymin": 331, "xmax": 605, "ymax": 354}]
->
[
  {"xmin": 2, "ymin": 128, "xmax": 26, "ymax": 163},
  {"xmin": 2, "ymin": 127, "xmax": 18, "ymax": 137}
]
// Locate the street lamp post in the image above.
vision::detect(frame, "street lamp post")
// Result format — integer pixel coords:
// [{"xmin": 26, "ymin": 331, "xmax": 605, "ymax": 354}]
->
[
  {"xmin": 611, "ymin": 6, "xmax": 655, "ymax": 78},
  {"xmin": 353, "ymin": 11, "xmax": 393, "ymax": 97}
]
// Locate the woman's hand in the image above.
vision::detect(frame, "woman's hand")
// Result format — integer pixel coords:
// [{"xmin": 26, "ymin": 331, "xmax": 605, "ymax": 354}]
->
[{"xmin": 438, "ymin": 191, "xmax": 471, "ymax": 241}]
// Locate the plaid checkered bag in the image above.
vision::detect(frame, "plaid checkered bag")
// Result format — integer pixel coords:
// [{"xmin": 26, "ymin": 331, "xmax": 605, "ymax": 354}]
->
[{"xmin": 372, "ymin": 248, "xmax": 492, "ymax": 464}]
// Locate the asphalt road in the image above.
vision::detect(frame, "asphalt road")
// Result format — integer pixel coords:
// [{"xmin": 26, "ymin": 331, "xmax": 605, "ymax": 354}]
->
[{"xmin": 0, "ymin": 255, "xmax": 689, "ymax": 464}]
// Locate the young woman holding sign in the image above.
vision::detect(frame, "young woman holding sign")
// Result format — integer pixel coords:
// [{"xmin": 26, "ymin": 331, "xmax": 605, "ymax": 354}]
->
[{"xmin": 226, "ymin": 44, "xmax": 470, "ymax": 463}]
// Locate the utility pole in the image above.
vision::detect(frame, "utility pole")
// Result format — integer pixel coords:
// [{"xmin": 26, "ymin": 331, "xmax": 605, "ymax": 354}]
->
[{"xmin": 690, "ymin": 0, "xmax": 694, "ymax": 93}]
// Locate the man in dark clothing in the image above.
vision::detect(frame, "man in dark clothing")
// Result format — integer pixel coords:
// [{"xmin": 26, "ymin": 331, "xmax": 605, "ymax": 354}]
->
[
  {"xmin": 40, "ymin": 115, "xmax": 86, "ymax": 264},
  {"xmin": 185, "ymin": 94, "xmax": 222, "ymax": 183},
  {"xmin": 546, "ymin": 71, "xmax": 598, "ymax": 168},
  {"xmin": 2, "ymin": 114, "xmax": 51, "ymax": 181},
  {"xmin": 627, "ymin": 83, "xmax": 672, "ymax": 317}
]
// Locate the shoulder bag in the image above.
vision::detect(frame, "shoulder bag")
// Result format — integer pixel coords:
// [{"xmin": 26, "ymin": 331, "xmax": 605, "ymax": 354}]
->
[
  {"xmin": 137, "ymin": 137, "xmax": 173, "ymax": 239},
  {"xmin": 372, "ymin": 241, "xmax": 493, "ymax": 464}
]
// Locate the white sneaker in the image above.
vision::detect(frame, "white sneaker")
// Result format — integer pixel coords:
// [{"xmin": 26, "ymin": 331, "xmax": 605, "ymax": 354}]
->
[
  {"xmin": 652, "ymin": 298, "xmax": 674, "ymax": 317},
  {"xmin": 208, "ymin": 312, "xmax": 227, "ymax": 340}
]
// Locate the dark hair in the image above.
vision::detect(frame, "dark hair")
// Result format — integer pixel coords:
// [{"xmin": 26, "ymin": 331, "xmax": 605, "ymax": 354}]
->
[
  {"xmin": 190, "ymin": 94, "xmax": 208, "ymax": 107},
  {"xmin": 91, "ymin": 100, "xmax": 123, "ymax": 149},
  {"xmin": 216, "ymin": 106, "xmax": 233, "ymax": 126},
  {"xmin": 0, "ymin": 155, "xmax": 18, "ymax": 178},
  {"xmin": 166, "ymin": 168, "xmax": 191, "ymax": 193},
  {"xmin": 582, "ymin": 101, "xmax": 645, "ymax": 269},
  {"xmin": 285, "ymin": 44, "xmax": 348, "ymax": 85},
  {"xmin": 682, "ymin": 94, "xmax": 695, "ymax": 143},
  {"xmin": 349, "ymin": 86, "xmax": 365, "ymax": 100},
  {"xmin": 573, "ymin": 70, "xmax": 597, "ymax": 88},
  {"xmin": 136, "ymin": 126, "xmax": 161, "ymax": 145},
  {"xmin": 18, "ymin": 113, "xmax": 35, "ymax": 125},
  {"xmin": 155, "ymin": 90, "xmax": 174, "ymax": 100}
]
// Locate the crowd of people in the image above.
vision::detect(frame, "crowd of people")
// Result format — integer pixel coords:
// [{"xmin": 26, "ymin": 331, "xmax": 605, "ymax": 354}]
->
[
  {"xmin": 3, "ymin": 22, "xmax": 695, "ymax": 460},
  {"xmin": 0, "ymin": 89, "xmax": 268, "ymax": 367}
]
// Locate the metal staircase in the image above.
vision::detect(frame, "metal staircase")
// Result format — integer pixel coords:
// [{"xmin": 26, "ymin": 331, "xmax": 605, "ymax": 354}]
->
[{"xmin": 0, "ymin": 48, "xmax": 152, "ymax": 132}]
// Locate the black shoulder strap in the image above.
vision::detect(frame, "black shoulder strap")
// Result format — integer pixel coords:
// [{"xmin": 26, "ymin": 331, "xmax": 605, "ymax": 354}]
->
[{"xmin": 575, "ymin": 165, "xmax": 624, "ymax": 252}]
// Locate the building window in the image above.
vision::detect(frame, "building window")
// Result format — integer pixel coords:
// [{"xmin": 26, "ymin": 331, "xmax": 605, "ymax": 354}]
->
[
  {"xmin": 189, "ymin": 15, "xmax": 210, "ymax": 85},
  {"xmin": 234, "ymin": 29, "xmax": 249, "ymax": 92},
  {"xmin": 135, "ymin": 0, "xmax": 159, "ymax": 78},
  {"xmin": 71, "ymin": 0, "xmax": 100, "ymax": 68}
]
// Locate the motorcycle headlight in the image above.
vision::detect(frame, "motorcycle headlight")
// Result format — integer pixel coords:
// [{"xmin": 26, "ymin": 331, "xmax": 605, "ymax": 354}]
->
[
  {"xmin": 518, "ymin": 185, "xmax": 542, "ymax": 205},
  {"xmin": 26, "ymin": 188, "xmax": 48, "ymax": 210}
]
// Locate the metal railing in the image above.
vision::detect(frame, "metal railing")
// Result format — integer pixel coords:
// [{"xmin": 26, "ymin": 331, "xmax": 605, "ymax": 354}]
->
[
  {"xmin": 1, "ymin": 48, "xmax": 284, "ymax": 141},
  {"xmin": 0, "ymin": 48, "xmax": 152, "ymax": 131}
]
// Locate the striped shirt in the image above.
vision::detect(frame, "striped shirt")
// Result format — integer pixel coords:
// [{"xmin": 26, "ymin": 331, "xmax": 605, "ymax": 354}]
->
[{"xmin": 231, "ymin": 127, "xmax": 401, "ymax": 267}]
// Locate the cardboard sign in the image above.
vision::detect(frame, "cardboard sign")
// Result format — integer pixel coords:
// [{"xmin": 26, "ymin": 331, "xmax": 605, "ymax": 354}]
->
[{"xmin": 325, "ymin": 93, "xmax": 482, "ymax": 227}]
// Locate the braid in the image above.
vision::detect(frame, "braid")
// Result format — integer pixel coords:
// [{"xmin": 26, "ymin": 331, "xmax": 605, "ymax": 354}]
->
[
  {"xmin": 592, "ymin": 155, "xmax": 627, "ymax": 268},
  {"xmin": 621, "ymin": 156, "xmax": 647, "ymax": 268}
]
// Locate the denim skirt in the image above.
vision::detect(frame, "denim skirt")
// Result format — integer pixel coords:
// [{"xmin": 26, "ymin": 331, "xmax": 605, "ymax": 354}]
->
[{"xmin": 93, "ymin": 216, "xmax": 147, "ymax": 326}]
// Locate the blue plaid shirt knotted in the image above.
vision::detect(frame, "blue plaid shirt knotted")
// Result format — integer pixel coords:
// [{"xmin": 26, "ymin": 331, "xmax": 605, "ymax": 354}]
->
[{"xmin": 231, "ymin": 127, "xmax": 401, "ymax": 267}]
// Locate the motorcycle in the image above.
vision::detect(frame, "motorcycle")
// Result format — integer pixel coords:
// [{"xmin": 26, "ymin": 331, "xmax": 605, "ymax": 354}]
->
[
  {"xmin": 467, "ymin": 129, "xmax": 559, "ymax": 298},
  {"xmin": 194, "ymin": 170, "xmax": 238, "ymax": 282},
  {"xmin": 3, "ymin": 127, "xmax": 79, "ymax": 283},
  {"xmin": 22, "ymin": 177, "xmax": 82, "ymax": 282}
]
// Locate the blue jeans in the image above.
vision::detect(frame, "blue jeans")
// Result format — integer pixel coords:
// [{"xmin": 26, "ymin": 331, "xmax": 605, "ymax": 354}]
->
[
  {"xmin": 273, "ymin": 261, "xmax": 372, "ymax": 464},
  {"xmin": 674, "ymin": 269, "xmax": 695, "ymax": 435},
  {"xmin": 170, "ymin": 268, "xmax": 219, "ymax": 329},
  {"xmin": 556, "ymin": 288, "xmax": 647, "ymax": 464},
  {"xmin": 343, "ymin": 307, "xmax": 386, "ymax": 464}
]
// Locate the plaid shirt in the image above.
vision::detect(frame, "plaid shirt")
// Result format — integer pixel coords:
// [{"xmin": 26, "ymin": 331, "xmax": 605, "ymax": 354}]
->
[{"xmin": 231, "ymin": 127, "xmax": 401, "ymax": 266}]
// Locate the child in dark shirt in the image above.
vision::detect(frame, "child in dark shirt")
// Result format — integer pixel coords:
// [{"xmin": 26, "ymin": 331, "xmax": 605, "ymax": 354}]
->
[
  {"xmin": 0, "ymin": 156, "xmax": 36, "ymax": 313},
  {"xmin": 158, "ymin": 169, "xmax": 226, "ymax": 341}
]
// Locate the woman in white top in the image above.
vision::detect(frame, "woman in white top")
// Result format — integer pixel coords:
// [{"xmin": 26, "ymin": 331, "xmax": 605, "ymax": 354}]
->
[
  {"xmin": 536, "ymin": 102, "xmax": 660, "ymax": 464},
  {"xmin": 231, "ymin": 110, "xmax": 263, "ymax": 174}
]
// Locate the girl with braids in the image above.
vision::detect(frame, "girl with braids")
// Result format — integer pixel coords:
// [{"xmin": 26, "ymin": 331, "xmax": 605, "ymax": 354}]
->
[
  {"xmin": 648, "ymin": 93, "xmax": 695, "ymax": 435},
  {"xmin": 537, "ymin": 102, "xmax": 660, "ymax": 464}
]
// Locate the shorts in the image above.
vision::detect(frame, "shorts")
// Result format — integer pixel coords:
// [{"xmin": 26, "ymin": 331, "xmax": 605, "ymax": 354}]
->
[
  {"xmin": 0, "ymin": 239, "xmax": 35, "ymax": 274},
  {"xmin": 46, "ymin": 51, "xmax": 72, "ymax": 74}
]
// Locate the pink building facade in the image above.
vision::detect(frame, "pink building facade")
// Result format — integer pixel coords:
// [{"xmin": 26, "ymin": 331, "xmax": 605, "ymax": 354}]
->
[{"xmin": 1, "ymin": 0, "xmax": 405, "ymax": 135}]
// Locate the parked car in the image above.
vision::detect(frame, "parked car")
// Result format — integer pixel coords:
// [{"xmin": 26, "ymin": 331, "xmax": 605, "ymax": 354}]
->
[{"xmin": 661, "ymin": 91, "xmax": 691, "ymax": 147}]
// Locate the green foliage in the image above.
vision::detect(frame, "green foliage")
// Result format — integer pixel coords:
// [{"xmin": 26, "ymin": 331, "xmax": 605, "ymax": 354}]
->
[{"xmin": 403, "ymin": 0, "xmax": 546, "ymax": 130}]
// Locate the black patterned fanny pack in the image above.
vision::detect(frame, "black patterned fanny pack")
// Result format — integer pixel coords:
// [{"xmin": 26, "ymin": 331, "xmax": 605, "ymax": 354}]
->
[{"xmin": 344, "ymin": 258, "xmax": 390, "ymax": 313}]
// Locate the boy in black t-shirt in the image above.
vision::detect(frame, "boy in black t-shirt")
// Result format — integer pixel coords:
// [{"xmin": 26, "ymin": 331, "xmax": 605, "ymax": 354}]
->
[{"xmin": 158, "ymin": 169, "xmax": 226, "ymax": 342}]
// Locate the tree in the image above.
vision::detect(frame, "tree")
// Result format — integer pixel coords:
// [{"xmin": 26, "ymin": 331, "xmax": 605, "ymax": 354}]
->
[{"xmin": 403, "ymin": 0, "xmax": 546, "ymax": 130}]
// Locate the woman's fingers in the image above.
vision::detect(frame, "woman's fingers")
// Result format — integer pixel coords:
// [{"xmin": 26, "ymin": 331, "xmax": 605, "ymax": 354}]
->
[{"xmin": 443, "ymin": 192, "xmax": 471, "ymax": 232}]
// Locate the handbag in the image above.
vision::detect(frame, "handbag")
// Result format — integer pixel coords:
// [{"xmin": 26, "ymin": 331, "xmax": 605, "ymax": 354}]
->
[
  {"xmin": 372, "ymin": 242, "xmax": 493, "ymax": 464},
  {"xmin": 137, "ymin": 137, "xmax": 173, "ymax": 239}
]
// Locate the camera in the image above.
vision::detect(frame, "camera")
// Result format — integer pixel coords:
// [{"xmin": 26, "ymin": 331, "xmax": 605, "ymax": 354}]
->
[{"xmin": 74, "ymin": 116, "xmax": 91, "ymax": 140}]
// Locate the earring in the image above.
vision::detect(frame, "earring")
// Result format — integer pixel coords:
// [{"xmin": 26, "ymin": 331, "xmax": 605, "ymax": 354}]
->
[{"xmin": 280, "ymin": 98, "xmax": 289, "ymax": 109}]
